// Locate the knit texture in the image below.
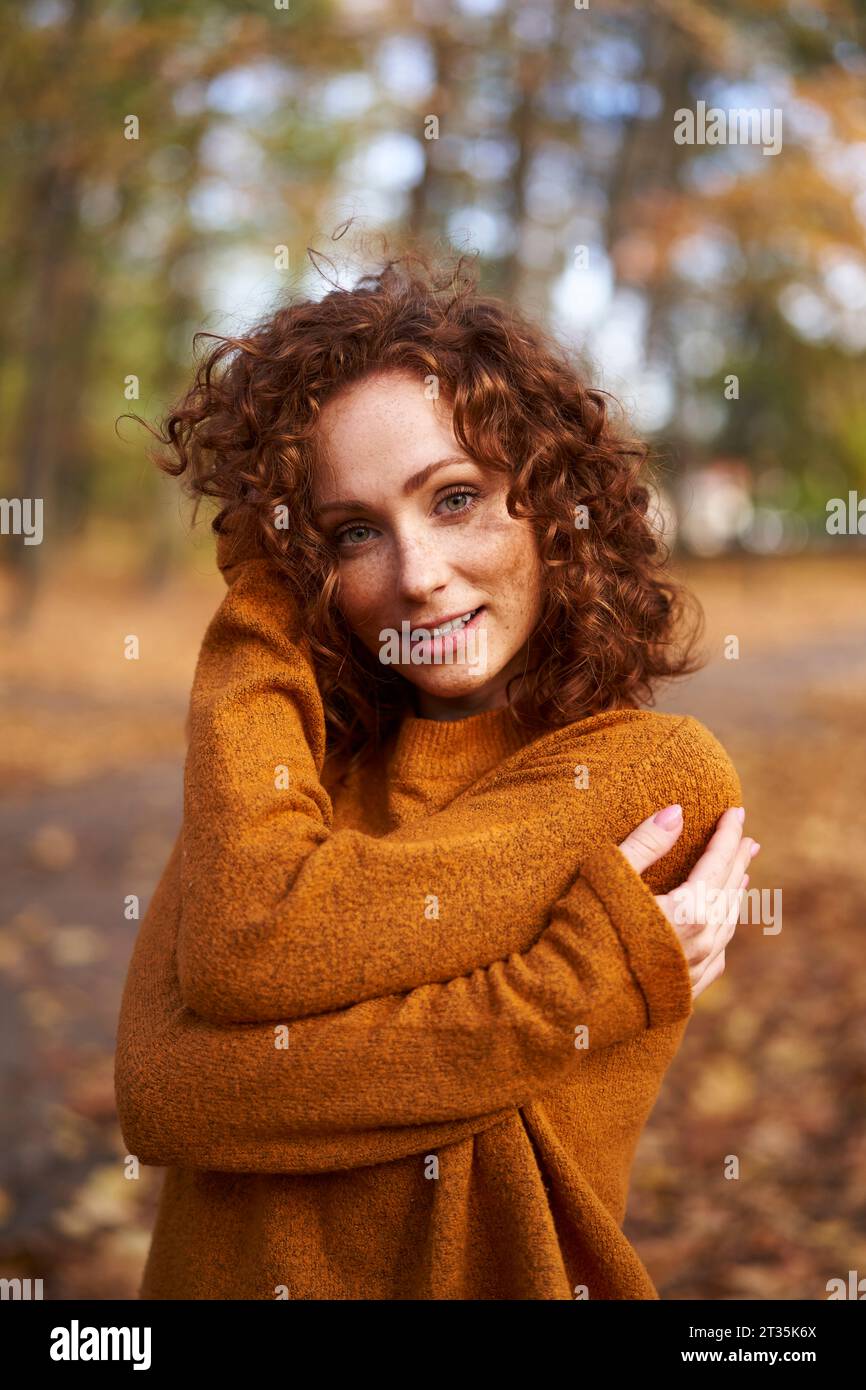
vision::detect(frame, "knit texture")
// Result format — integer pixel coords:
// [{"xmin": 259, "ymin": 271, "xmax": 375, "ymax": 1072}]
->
[{"xmin": 114, "ymin": 543, "xmax": 742, "ymax": 1300}]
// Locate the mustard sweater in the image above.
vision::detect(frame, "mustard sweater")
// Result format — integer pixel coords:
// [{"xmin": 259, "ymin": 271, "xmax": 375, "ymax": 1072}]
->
[{"xmin": 114, "ymin": 553, "xmax": 742, "ymax": 1300}]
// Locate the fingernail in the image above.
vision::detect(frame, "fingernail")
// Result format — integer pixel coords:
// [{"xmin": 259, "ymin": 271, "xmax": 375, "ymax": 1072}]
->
[
  {"xmin": 736, "ymin": 806, "xmax": 745, "ymax": 823},
  {"xmin": 654, "ymin": 804, "xmax": 682, "ymax": 829},
  {"xmin": 750, "ymin": 842, "xmax": 761, "ymax": 857},
  {"xmin": 742, "ymin": 874, "xmax": 750, "ymax": 888}
]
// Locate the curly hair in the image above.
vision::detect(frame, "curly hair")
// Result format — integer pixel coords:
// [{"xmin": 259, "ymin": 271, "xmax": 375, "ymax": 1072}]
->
[{"xmin": 128, "ymin": 235, "xmax": 705, "ymax": 783}]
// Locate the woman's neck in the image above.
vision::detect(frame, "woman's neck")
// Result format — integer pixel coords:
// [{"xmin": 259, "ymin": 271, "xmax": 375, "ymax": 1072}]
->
[{"xmin": 409, "ymin": 681, "xmax": 518, "ymax": 723}]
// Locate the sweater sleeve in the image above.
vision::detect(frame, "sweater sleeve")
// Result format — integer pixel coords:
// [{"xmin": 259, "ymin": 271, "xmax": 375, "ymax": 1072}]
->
[
  {"xmin": 177, "ymin": 556, "xmax": 741, "ymax": 1027},
  {"xmin": 174, "ymin": 558, "xmax": 611, "ymax": 1023},
  {"xmin": 115, "ymin": 826, "xmax": 694, "ymax": 1173}
]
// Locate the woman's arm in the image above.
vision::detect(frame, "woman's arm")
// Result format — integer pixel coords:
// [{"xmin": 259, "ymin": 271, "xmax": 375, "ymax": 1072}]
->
[
  {"xmin": 177, "ymin": 556, "xmax": 742, "ymax": 1024},
  {"xmin": 116, "ymin": 823, "xmax": 697, "ymax": 1172},
  {"xmin": 115, "ymin": 831, "xmax": 514, "ymax": 1174}
]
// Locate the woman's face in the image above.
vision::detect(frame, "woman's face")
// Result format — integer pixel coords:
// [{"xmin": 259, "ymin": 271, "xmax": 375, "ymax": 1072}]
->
[{"xmin": 312, "ymin": 370, "xmax": 545, "ymax": 721}]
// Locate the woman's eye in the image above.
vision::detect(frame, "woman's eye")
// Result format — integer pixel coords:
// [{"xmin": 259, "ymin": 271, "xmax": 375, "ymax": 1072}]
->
[
  {"xmin": 334, "ymin": 488, "xmax": 480, "ymax": 548},
  {"xmin": 335, "ymin": 524, "xmax": 373, "ymax": 547},
  {"xmin": 439, "ymin": 489, "xmax": 477, "ymax": 514}
]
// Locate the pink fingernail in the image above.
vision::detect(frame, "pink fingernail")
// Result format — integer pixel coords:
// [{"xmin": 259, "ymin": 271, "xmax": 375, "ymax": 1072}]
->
[
  {"xmin": 654, "ymin": 804, "xmax": 682, "ymax": 829},
  {"xmin": 750, "ymin": 842, "xmax": 761, "ymax": 857},
  {"xmin": 736, "ymin": 806, "xmax": 745, "ymax": 823}
]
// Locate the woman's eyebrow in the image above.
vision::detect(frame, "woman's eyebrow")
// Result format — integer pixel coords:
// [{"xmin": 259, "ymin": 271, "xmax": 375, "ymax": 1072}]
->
[{"xmin": 314, "ymin": 456, "xmax": 472, "ymax": 516}]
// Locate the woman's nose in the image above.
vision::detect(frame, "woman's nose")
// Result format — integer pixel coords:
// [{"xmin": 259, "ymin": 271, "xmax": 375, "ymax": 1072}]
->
[{"xmin": 391, "ymin": 531, "xmax": 454, "ymax": 600}]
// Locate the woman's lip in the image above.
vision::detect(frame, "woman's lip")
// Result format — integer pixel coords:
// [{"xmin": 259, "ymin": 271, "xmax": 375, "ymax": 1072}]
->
[
  {"xmin": 412, "ymin": 606, "xmax": 486, "ymax": 645},
  {"xmin": 411, "ymin": 605, "xmax": 484, "ymax": 631}
]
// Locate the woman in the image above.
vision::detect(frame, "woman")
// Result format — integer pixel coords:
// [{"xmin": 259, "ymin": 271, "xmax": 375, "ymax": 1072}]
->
[{"xmin": 115, "ymin": 248, "xmax": 757, "ymax": 1300}]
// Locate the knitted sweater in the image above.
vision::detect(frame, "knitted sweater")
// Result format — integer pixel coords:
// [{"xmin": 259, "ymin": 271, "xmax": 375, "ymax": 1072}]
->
[{"xmin": 114, "ymin": 549, "xmax": 742, "ymax": 1300}]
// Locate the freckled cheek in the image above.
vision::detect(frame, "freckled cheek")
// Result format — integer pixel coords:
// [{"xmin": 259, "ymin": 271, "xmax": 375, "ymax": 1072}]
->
[
  {"xmin": 469, "ymin": 517, "xmax": 540, "ymax": 588},
  {"xmin": 333, "ymin": 560, "xmax": 391, "ymax": 637},
  {"xmin": 455, "ymin": 513, "xmax": 523, "ymax": 570},
  {"xmin": 476, "ymin": 528, "xmax": 543, "ymax": 640}
]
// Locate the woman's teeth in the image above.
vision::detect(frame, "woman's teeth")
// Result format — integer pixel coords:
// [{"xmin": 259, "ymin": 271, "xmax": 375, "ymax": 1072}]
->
[{"xmin": 417, "ymin": 607, "xmax": 481, "ymax": 639}]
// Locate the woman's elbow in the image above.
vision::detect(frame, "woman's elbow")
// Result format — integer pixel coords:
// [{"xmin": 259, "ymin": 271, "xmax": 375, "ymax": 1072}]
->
[
  {"xmin": 175, "ymin": 948, "xmax": 251, "ymax": 1023},
  {"xmin": 176, "ymin": 952, "xmax": 307, "ymax": 1025},
  {"xmin": 114, "ymin": 1051, "xmax": 174, "ymax": 1168}
]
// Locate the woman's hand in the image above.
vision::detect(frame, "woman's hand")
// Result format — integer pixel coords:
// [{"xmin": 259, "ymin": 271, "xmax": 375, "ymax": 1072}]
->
[{"xmin": 616, "ymin": 805, "xmax": 759, "ymax": 1001}]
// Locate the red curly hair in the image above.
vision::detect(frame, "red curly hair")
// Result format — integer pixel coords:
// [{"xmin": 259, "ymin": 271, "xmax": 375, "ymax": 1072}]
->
[{"xmin": 130, "ymin": 237, "xmax": 705, "ymax": 781}]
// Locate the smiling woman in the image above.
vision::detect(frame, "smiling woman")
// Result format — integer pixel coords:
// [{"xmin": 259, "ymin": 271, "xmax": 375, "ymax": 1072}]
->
[
  {"xmin": 135, "ymin": 242, "xmax": 710, "ymax": 779},
  {"xmin": 115, "ymin": 240, "xmax": 751, "ymax": 1301}
]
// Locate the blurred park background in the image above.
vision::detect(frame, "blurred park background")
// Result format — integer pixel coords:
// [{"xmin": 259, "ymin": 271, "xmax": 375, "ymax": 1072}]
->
[{"xmin": 1, "ymin": 0, "xmax": 865, "ymax": 1300}]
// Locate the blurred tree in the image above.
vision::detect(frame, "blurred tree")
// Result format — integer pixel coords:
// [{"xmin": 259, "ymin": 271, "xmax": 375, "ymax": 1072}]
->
[{"xmin": 1, "ymin": 0, "xmax": 864, "ymax": 606}]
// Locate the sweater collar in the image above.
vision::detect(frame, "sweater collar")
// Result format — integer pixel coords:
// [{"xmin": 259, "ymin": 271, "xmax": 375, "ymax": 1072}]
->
[{"xmin": 387, "ymin": 703, "xmax": 534, "ymax": 785}]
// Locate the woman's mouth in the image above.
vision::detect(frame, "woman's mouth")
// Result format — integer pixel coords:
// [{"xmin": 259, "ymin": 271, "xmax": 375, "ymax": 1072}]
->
[{"xmin": 411, "ymin": 606, "xmax": 486, "ymax": 648}]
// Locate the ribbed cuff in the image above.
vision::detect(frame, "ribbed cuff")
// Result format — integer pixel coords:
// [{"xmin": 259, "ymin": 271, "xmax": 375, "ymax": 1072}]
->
[{"xmin": 579, "ymin": 841, "xmax": 694, "ymax": 1028}]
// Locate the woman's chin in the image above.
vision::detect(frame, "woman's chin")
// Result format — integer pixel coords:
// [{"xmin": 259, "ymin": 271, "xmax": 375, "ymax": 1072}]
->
[{"xmin": 401, "ymin": 665, "xmax": 502, "ymax": 701}]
